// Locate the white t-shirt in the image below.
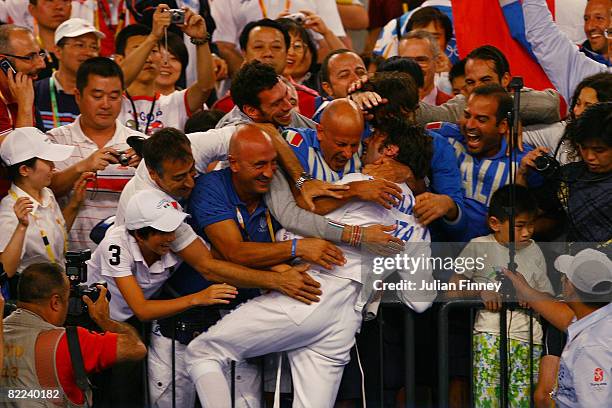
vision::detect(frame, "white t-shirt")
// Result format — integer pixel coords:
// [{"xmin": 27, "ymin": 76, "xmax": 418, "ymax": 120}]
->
[
  {"xmin": 188, "ymin": 125, "xmax": 236, "ymax": 173},
  {"xmin": 523, "ymin": 121, "xmax": 577, "ymax": 165},
  {"xmin": 86, "ymin": 226, "xmax": 181, "ymax": 322},
  {"xmin": 115, "ymin": 162, "xmax": 197, "ymax": 253},
  {"xmin": 459, "ymin": 234, "xmax": 555, "ymax": 344},
  {"xmin": 48, "ymin": 118, "xmax": 146, "ymax": 251},
  {"xmin": 0, "ymin": 185, "xmax": 67, "ymax": 273},
  {"xmin": 119, "ymin": 89, "xmax": 191, "ymax": 136},
  {"xmin": 211, "ymin": 0, "xmax": 346, "ymax": 48}
]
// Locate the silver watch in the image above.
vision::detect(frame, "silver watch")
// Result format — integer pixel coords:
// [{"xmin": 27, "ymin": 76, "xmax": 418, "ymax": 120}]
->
[{"xmin": 295, "ymin": 172, "xmax": 313, "ymax": 191}]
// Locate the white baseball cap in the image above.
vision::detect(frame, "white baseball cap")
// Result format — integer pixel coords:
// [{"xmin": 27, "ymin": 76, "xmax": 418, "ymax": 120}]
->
[
  {"xmin": 555, "ymin": 248, "xmax": 612, "ymax": 295},
  {"xmin": 0, "ymin": 127, "xmax": 74, "ymax": 165},
  {"xmin": 54, "ymin": 18, "xmax": 105, "ymax": 45},
  {"xmin": 125, "ymin": 189, "xmax": 187, "ymax": 232}
]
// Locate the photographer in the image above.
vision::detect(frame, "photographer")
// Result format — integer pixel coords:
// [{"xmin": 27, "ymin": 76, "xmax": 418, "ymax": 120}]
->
[
  {"xmin": 1, "ymin": 262, "xmax": 146, "ymax": 407},
  {"xmin": 0, "ymin": 128, "xmax": 88, "ymax": 281},
  {"xmin": 517, "ymin": 102, "xmax": 612, "ymax": 243}
]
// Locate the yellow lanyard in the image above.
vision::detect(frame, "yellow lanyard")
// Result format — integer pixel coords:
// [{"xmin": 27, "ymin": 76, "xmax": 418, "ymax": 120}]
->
[
  {"xmin": 0, "ymin": 89, "xmax": 14, "ymax": 129},
  {"xmin": 236, "ymin": 207, "xmax": 276, "ymax": 242},
  {"xmin": 9, "ymin": 189, "xmax": 68, "ymax": 264},
  {"xmin": 257, "ymin": 0, "xmax": 291, "ymax": 18}
]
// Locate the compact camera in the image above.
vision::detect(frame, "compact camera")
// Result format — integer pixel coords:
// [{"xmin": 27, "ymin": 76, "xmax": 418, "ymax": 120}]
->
[
  {"xmin": 533, "ymin": 153, "xmax": 560, "ymax": 179},
  {"xmin": 116, "ymin": 151, "xmax": 131, "ymax": 166},
  {"xmin": 168, "ymin": 8, "xmax": 185, "ymax": 24}
]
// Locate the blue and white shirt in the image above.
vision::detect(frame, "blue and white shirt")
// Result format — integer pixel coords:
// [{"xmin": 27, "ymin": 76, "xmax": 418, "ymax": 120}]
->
[{"xmin": 553, "ymin": 302, "xmax": 612, "ymax": 407}]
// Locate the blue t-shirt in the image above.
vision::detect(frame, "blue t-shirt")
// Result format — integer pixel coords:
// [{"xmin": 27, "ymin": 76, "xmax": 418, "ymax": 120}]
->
[
  {"xmin": 168, "ymin": 168, "xmax": 280, "ymax": 299},
  {"xmin": 429, "ymin": 122, "xmax": 541, "ymax": 241}
]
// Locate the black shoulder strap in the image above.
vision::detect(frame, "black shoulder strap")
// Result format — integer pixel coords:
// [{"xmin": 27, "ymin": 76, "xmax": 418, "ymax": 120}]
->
[{"xmin": 66, "ymin": 326, "xmax": 91, "ymax": 402}]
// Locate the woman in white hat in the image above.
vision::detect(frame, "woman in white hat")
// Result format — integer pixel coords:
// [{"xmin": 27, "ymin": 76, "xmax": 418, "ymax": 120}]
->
[{"xmin": 0, "ymin": 127, "xmax": 89, "ymax": 280}]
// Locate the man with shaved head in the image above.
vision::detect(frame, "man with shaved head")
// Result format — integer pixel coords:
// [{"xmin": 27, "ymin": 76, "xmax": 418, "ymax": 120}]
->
[{"xmin": 283, "ymin": 99, "xmax": 404, "ymax": 208}]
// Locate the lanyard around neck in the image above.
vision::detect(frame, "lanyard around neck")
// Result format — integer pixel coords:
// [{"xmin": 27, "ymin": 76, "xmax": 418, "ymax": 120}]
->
[
  {"xmin": 49, "ymin": 77, "xmax": 60, "ymax": 129},
  {"xmin": 257, "ymin": 0, "xmax": 291, "ymax": 18},
  {"xmin": 8, "ymin": 189, "xmax": 67, "ymax": 264},
  {"xmin": 236, "ymin": 207, "xmax": 276, "ymax": 242},
  {"xmin": 125, "ymin": 90, "xmax": 157, "ymax": 135}
]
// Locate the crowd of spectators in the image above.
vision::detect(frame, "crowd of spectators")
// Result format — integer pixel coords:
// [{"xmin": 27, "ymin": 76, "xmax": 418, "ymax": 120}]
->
[{"xmin": 0, "ymin": 0, "xmax": 610, "ymax": 407}]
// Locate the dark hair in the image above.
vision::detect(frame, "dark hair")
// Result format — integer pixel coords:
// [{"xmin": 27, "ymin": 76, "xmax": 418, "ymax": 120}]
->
[
  {"xmin": 184, "ymin": 110, "xmax": 226, "ymax": 133},
  {"xmin": 466, "ymin": 45, "xmax": 510, "ymax": 81},
  {"xmin": 488, "ymin": 184, "xmax": 538, "ymax": 222},
  {"xmin": 360, "ymin": 71, "xmax": 419, "ymax": 126},
  {"xmin": 142, "ymin": 127, "xmax": 193, "ymax": 176},
  {"xmin": 76, "ymin": 57, "xmax": 125, "ymax": 93},
  {"xmin": 231, "ymin": 61, "xmax": 279, "ymax": 112},
  {"xmin": 127, "ymin": 226, "xmax": 164, "ymax": 240},
  {"xmin": 360, "ymin": 52, "xmax": 385, "ymax": 72},
  {"xmin": 566, "ymin": 102, "xmax": 612, "ymax": 148},
  {"xmin": 4, "ymin": 157, "xmax": 38, "ymax": 182},
  {"xmin": 448, "ymin": 58, "xmax": 466, "ymax": 84},
  {"xmin": 470, "ymin": 84, "xmax": 513, "ymax": 124},
  {"xmin": 377, "ymin": 118, "xmax": 433, "ymax": 179},
  {"xmin": 163, "ymin": 30, "xmax": 189, "ymax": 80},
  {"xmin": 377, "ymin": 56, "xmax": 425, "ymax": 88},
  {"xmin": 238, "ymin": 18, "xmax": 290, "ymax": 51},
  {"xmin": 569, "ymin": 72, "xmax": 612, "ymax": 119},
  {"xmin": 319, "ymin": 49, "xmax": 355, "ymax": 85},
  {"xmin": 406, "ymin": 6, "xmax": 453, "ymax": 46},
  {"xmin": 18, "ymin": 263, "xmax": 67, "ymax": 303},
  {"xmin": 276, "ymin": 18, "xmax": 318, "ymax": 74},
  {"xmin": 115, "ymin": 24, "xmax": 152, "ymax": 56}
]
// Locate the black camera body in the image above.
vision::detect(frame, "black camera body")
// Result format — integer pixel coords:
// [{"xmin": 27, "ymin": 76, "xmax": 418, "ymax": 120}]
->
[
  {"xmin": 168, "ymin": 8, "xmax": 185, "ymax": 24},
  {"xmin": 534, "ymin": 153, "xmax": 560, "ymax": 179},
  {"xmin": 65, "ymin": 250, "xmax": 110, "ymax": 328},
  {"xmin": 116, "ymin": 151, "xmax": 131, "ymax": 166}
]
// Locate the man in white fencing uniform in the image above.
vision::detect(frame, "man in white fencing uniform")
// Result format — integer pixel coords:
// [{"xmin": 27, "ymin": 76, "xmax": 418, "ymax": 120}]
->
[{"xmin": 186, "ymin": 117, "xmax": 437, "ymax": 407}]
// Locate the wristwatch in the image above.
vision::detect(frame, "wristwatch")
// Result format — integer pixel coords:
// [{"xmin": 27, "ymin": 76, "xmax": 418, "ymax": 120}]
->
[
  {"xmin": 295, "ymin": 172, "xmax": 313, "ymax": 191},
  {"xmin": 190, "ymin": 32, "xmax": 211, "ymax": 45}
]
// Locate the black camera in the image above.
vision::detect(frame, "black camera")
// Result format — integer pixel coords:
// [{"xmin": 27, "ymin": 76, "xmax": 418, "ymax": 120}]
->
[
  {"xmin": 116, "ymin": 151, "xmax": 131, "ymax": 166},
  {"xmin": 65, "ymin": 250, "xmax": 110, "ymax": 328},
  {"xmin": 168, "ymin": 8, "xmax": 185, "ymax": 24},
  {"xmin": 533, "ymin": 153, "xmax": 560, "ymax": 179}
]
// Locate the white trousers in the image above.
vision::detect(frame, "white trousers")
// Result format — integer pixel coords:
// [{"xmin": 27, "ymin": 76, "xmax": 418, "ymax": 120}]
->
[
  {"xmin": 148, "ymin": 324, "xmax": 262, "ymax": 407},
  {"xmin": 186, "ymin": 272, "xmax": 363, "ymax": 408}
]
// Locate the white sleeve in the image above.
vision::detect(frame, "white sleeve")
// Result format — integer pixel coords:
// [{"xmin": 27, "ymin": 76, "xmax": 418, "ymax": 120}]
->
[
  {"xmin": 188, "ymin": 126, "xmax": 234, "ymax": 173},
  {"xmin": 170, "ymin": 222, "xmax": 198, "ymax": 253},
  {"xmin": 98, "ymin": 236, "xmax": 134, "ymax": 279},
  {"xmin": 211, "ymin": 0, "xmax": 240, "ymax": 45},
  {"xmin": 522, "ymin": 0, "xmax": 608, "ymax": 103},
  {"xmin": 0, "ymin": 202, "xmax": 19, "ymax": 253},
  {"xmin": 522, "ymin": 122, "xmax": 565, "ymax": 154},
  {"xmin": 313, "ymin": 0, "xmax": 346, "ymax": 37},
  {"xmin": 395, "ymin": 241, "xmax": 435, "ymax": 313}
]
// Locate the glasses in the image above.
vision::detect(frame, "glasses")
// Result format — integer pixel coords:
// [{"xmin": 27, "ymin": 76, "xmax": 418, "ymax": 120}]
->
[{"xmin": 2, "ymin": 51, "xmax": 47, "ymax": 62}]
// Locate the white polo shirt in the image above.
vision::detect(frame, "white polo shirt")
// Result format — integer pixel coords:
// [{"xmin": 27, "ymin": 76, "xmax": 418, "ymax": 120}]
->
[
  {"xmin": 211, "ymin": 0, "xmax": 346, "ymax": 48},
  {"xmin": 0, "ymin": 185, "xmax": 67, "ymax": 273},
  {"xmin": 86, "ymin": 225, "xmax": 181, "ymax": 322},
  {"xmin": 553, "ymin": 302, "xmax": 612, "ymax": 408},
  {"xmin": 119, "ymin": 89, "xmax": 192, "ymax": 135},
  {"xmin": 48, "ymin": 118, "xmax": 146, "ymax": 251}
]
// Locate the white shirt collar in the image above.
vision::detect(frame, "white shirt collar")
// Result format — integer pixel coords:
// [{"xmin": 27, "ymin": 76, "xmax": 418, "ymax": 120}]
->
[
  {"xmin": 566, "ymin": 302, "xmax": 612, "ymax": 343},
  {"xmin": 10, "ymin": 183, "xmax": 54, "ymax": 212}
]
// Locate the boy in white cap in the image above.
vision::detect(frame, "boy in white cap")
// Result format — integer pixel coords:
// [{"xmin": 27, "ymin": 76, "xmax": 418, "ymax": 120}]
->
[
  {"xmin": 0, "ymin": 127, "xmax": 87, "ymax": 279},
  {"xmin": 34, "ymin": 17, "xmax": 104, "ymax": 131},
  {"xmin": 86, "ymin": 188, "xmax": 237, "ymax": 406}
]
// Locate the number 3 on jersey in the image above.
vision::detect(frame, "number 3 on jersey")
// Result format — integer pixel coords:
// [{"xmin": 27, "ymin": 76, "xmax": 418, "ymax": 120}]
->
[{"xmin": 109, "ymin": 245, "xmax": 121, "ymax": 265}]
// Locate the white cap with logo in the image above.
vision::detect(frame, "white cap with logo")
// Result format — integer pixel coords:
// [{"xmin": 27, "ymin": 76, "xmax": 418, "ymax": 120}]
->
[
  {"xmin": 125, "ymin": 189, "xmax": 187, "ymax": 232},
  {"xmin": 0, "ymin": 127, "xmax": 74, "ymax": 165},
  {"xmin": 54, "ymin": 18, "xmax": 105, "ymax": 45},
  {"xmin": 555, "ymin": 248, "xmax": 612, "ymax": 295}
]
